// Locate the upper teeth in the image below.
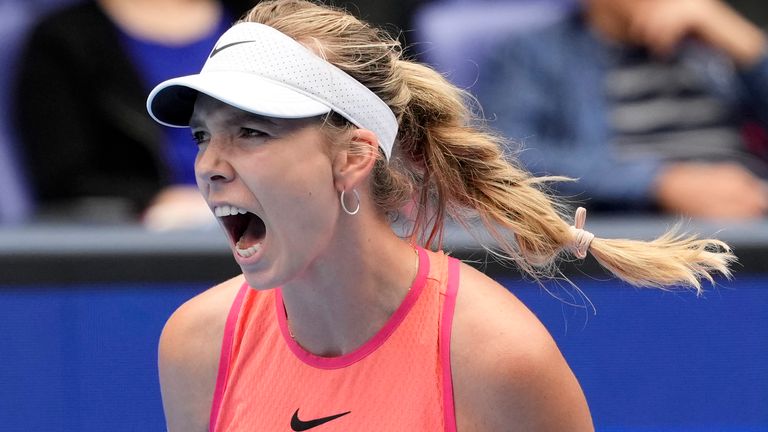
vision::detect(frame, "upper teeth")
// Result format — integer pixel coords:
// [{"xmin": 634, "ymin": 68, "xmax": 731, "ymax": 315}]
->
[{"xmin": 214, "ymin": 205, "xmax": 249, "ymax": 217}]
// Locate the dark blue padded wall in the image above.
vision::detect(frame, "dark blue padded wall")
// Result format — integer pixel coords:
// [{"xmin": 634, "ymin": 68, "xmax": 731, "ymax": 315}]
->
[
  {"xmin": 509, "ymin": 275, "xmax": 768, "ymax": 431},
  {"xmin": 1, "ymin": 276, "xmax": 766, "ymax": 431},
  {"xmin": 0, "ymin": 283, "xmax": 209, "ymax": 432}
]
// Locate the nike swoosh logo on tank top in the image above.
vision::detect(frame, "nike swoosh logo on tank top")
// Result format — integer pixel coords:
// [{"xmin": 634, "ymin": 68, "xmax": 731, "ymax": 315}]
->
[{"xmin": 290, "ymin": 409, "xmax": 351, "ymax": 431}]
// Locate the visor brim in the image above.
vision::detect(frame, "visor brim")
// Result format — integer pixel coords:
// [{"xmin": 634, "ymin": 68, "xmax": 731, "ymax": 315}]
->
[{"xmin": 147, "ymin": 71, "xmax": 333, "ymax": 127}]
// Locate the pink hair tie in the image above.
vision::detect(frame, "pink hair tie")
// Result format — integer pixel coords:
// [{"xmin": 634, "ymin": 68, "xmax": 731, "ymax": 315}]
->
[{"xmin": 569, "ymin": 207, "xmax": 594, "ymax": 259}]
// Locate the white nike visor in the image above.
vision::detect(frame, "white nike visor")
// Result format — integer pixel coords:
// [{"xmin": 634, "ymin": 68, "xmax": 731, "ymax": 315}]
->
[{"xmin": 147, "ymin": 22, "xmax": 399, "ymax": 159}]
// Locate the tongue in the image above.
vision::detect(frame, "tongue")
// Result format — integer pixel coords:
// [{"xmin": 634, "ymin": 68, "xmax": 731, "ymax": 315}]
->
[{"xmin": 237, "ymin": 217, "xmax": 265, "ymax": 249}]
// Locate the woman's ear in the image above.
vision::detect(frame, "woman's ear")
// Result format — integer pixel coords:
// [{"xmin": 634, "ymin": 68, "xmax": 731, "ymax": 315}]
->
[{"xmin": 332, "ymin": 128, "xmax": 380, "ymax": 191}]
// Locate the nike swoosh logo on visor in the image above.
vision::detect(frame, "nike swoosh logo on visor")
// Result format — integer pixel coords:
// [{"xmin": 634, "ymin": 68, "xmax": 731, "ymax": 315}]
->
[
  {"xmin": 209, "ymin": 40, "xmax": 258, "ymax": 58},
  {"xmin": 290, "ymin": 409, "xmax": 351, "ymax": 431}
]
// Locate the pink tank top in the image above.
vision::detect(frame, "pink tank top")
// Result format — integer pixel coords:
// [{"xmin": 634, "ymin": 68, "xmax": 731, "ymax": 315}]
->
[{"xmin": 209, "ymin": 248, "xmax": 460, "ymax": 431}]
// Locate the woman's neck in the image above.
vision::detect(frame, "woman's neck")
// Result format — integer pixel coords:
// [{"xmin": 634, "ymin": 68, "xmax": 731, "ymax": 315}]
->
[{"xmin": 279, "ymin": 219, "xmax": 420, "ymax": 357}]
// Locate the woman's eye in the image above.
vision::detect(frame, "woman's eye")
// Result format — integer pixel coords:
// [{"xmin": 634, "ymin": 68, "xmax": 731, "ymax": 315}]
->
[
  {"xmin": 241, "ymin": 128, "xmax": 269, "ymax": 138},
  {"xmin": 192, "ymin": 131, "xmax": 209, "ymax": 145}
]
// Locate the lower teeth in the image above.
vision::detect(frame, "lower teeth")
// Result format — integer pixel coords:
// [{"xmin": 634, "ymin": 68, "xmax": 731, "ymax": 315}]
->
[
  {"xmin": 236, "ymin": 243, "xmax": 261, "ymax": 258},
  {"xmin": 236, "ymin": 235, "xmax": 262, "ymax": 258}
]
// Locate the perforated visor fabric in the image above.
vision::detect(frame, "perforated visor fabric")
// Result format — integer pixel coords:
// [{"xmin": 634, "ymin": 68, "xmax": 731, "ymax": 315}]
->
[{"xmin": 147, "ymin": 22, "xmax": 398, "ymax": 159}]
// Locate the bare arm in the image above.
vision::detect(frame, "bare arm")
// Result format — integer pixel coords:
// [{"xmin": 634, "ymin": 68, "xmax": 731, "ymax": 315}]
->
[
  {"xmin": 158, "ymin": 276, "xmax": 244, "ymax": 432},
  {"xmin": 451, "ymin": 264, "xmax": 593, "ymax": 431},
  {"xmin": 627, "ymin": 0, "xmax": 766, "ymax": 67},
  {"xmin": 654, "ymin": 162, "xmax": 768, "ymax": 219}
]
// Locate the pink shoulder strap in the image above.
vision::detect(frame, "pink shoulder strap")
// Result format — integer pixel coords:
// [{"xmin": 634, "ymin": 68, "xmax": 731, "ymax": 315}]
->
[
  {"xmin": 440, "ymin": 257, "xmax": 461, "ymax": 432},
  {"xmin": 209, "ymin": 282, "xmax": 249, "ymax": 432}
]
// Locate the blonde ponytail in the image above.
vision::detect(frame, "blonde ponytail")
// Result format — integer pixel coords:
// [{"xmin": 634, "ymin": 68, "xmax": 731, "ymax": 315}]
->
[
  {"xmin": 242, "ymin": 0, "xmax": 735, "ymax": 292},
  {"xmin": 391, "ymin": 58, "xmax": 734, "ymax": 292}
]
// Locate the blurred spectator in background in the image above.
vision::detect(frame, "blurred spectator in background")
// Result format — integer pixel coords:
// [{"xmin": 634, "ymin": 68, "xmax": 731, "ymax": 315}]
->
[
  {"xmin": 13, "ymin": 0, "xmax": 254, "ymax": 229},
  {"xmin": 476, "ymin": 0, "xmax": 768, "ymax": 220},
  {"xmin": 0, "ymin": 0, "xmax": 76, "ymax": 225},
  {"xmin": 9, "ymin": 0, "xmax": 421, "ymax": 229}
]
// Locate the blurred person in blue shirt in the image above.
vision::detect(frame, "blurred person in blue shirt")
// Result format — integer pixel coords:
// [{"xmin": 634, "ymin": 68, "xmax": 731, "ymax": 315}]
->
[
  {"xmin": 14, "ymin": 0, "xmax": 254, "ymax": 229},
  {"xmin": 477, "ymin": 0, "xmax": 768, "ymax": 220}
]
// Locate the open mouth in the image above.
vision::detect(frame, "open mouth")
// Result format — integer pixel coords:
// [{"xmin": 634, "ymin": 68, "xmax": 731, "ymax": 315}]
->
[{"xmin": 214, "ymin": 205, "xmax": 267, "ymax": 258}]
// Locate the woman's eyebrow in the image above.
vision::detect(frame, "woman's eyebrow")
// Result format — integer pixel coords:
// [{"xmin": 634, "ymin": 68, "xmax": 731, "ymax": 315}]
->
[
  {"xmin": 233, "ymin": 112, "xmax": 278, "ymax": 126},
  {"xmin": 189, "ymin": 111, "xmax": 279, "ymax": 129}
]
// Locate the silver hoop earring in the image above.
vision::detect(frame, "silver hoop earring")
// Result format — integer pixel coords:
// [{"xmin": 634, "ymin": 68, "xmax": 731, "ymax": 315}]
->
[{"xmin": 340, "ymin": 189, "xmax": 360, "ymax": 215}]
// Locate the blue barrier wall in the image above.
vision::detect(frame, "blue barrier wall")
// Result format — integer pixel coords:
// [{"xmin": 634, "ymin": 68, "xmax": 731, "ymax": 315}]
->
[
  {"xmin": 1, "ymin": 275, "xmax": 766, "ymax": 431},
  {"xmin": 512, "ymin": 275, "xmax": 768, "ymax": 432},
  {"xmin": 0, "ymin": 283, "xmax": 208, "ymax": 431}
]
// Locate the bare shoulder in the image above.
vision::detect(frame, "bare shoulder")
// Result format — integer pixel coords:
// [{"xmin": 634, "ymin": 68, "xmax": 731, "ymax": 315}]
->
[
  {"xmin": 158, "ymin": 274, "xmax": 246, "ymax": 432},
  {"xmin": 450, "ymin": 263, "xmax": 593, "ymax": 432}
]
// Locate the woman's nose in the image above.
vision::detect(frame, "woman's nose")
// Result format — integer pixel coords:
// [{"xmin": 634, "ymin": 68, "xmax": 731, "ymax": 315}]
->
[{"xmin": 195, "ymin": 138, "xmax": 234, "ymax": 185}]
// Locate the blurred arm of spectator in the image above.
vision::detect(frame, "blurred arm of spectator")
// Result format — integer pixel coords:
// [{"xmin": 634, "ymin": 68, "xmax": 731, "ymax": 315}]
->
[
  {"xmin": 655, "ymin": 162, "xmax": 768, "ymax": 219},
  {"xmin": 619, "ymin": 0, "xmax": 764, "ymax": 67},
  {"xmin": 142, "ymin": 185, "xmax": 214, "ymax": 231},
  {"xmin": 476, "ymin": 0, "xmax": 768, "ymax": 219}
]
